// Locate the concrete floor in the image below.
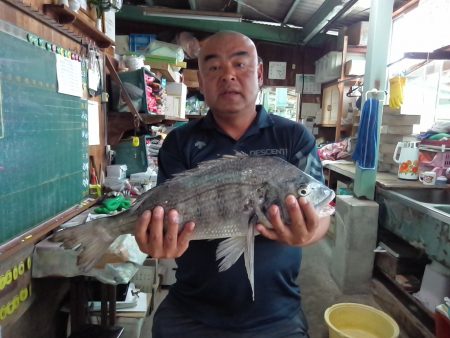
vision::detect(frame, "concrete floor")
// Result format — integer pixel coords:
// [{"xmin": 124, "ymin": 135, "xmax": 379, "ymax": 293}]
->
[{"xmin": 138, "ymin": 237, "xmax": 410, "ymax": 338}]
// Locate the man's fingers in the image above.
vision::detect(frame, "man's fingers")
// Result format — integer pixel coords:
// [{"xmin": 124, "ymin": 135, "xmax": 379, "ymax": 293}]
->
[
  {"xmin": 135, "ymin": 210, "xmax": 151, "ymax": 250},
  {"xmin": 299, "ymin": 197, "xmax": 318, "ymax": 233},
  {"xmin": 176, "ymin": 222, "xmax": 195, "ymax": 256},
  {"xmin": 147, "ymin": 206, "xmax": 164, "ymax": 256},
  {"xmin": 164, "ymin": 209, "xmax": 180, "ymax": 256},
  {"xmin": 266, "ymin": 205, "xmax": 289, "ymax": 239},
  {"xmin": 286, "ymin": 195, "xmax": 307, "ymax": 238},
  {"xmin": 255, "ymin": 224, "xmax": 278, "ymax": 241}
]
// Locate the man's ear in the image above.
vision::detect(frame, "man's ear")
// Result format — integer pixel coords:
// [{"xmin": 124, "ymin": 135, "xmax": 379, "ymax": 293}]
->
[
  {"xmin": 197, "ymin": 70, "xmax": 204, "ymax": 94},
  {"xmin": 257, "ymin": 63, "xmax": 263, "ymax": 87}
]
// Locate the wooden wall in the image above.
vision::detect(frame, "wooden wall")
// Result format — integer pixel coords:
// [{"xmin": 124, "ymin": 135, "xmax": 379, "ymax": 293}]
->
[{"xmin": 255, "ymin": 41, "xmax": 323, "ymax": 88}]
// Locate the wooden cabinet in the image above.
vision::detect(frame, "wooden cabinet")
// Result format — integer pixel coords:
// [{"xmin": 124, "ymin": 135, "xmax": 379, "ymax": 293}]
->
[{"xmin": 318, "ymin": 36, "xmax": 366, "ymax": 142}]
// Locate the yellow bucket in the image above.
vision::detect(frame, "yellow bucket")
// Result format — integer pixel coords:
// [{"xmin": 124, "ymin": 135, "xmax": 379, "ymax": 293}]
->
[{"xmin": 324, "ymin": 303, "xmax": 400, "ymax": 338}]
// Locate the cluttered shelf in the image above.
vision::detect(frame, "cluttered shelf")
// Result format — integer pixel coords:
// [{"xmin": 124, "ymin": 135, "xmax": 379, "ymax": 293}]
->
[
  {"xmin": 323, "ymin": 162, "xmax": 442, "ymax": 189},
  {"xmin": 43, "ymin": 4, "xmax": 114, "ymax": 48},
  {"xmin": 107, "ymin": 112, "xmax": 187, "ymax": 145}
]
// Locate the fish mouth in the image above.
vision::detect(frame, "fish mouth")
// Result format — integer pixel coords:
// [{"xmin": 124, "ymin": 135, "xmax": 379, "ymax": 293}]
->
[{"xmin": 316, "ymin": 190, "xmax": 336, "ymax": 217}]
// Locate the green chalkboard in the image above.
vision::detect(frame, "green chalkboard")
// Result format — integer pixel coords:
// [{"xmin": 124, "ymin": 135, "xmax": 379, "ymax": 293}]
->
[{"xmin": 0, "ymin": 30, "xmax": 89, "ymax": 244}]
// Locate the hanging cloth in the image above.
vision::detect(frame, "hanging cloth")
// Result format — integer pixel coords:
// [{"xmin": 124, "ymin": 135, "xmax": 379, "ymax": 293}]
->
[{"xmin": 352, "ymin": 98, "xmax": 380, "ymax": 169}]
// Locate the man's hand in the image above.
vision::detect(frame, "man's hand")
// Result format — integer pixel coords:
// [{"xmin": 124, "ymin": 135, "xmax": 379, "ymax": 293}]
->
[
  {"xmin": 135, "ymin": 206, "xmax": 195, "ymax": 258},
  {"xmin": 255, "ymin": 195, "xmax": 330, "ymax": 246}
]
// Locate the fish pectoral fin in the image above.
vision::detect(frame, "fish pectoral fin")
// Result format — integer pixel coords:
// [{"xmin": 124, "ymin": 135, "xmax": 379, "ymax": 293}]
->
[
  {"xmin": 216, "ymin": 237, "xmax": 246, "ymax": 272},
  {"xmin": 253, "ymin": 204, "xmax": 273, "ymax": 229},
  {"xmin": 244, "ymin": 224, "xmax": 255, "ymax": 301}
]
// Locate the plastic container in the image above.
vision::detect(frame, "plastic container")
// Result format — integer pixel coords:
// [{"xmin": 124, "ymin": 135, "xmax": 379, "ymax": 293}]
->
[
  {"xmin": 324, "ymin": 303, "xmax": 400, "ymax": 338},
  {"xmin": 129, "ymin": 34, "xmax": 157, "ymax": 53}
]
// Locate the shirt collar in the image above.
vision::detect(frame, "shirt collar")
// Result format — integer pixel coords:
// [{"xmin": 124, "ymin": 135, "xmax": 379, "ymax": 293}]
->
[{"xmin": 200, "ymin": 105, "xmax": 274, "ymax": 132}]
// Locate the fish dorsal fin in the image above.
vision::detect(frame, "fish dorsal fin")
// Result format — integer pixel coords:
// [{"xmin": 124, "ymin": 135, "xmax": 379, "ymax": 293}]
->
[{"xmin": 171, "ymin": 152, "xmax": 248, "ymax": 180}]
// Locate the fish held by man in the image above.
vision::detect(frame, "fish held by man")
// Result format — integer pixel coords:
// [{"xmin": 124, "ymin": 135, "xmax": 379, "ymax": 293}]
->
[{"xmin": 52, "ymin": 154, "xmax": 335, "ymax": 299}]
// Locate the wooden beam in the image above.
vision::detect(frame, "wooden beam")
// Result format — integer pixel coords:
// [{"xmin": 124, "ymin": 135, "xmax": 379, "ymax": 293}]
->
[
  {"xmin": 392, "ymin": 0, "xmax": 419, "ymax": 19},
  {"xmin": 283, "ymin": 0, "xmax": 302, "ymax": 24}
]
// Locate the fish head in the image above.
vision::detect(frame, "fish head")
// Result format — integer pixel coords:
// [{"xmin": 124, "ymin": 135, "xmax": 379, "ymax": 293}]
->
[
  {"xmin": 295, "ymin": 181, "xmax": 335, "ymax": 216},
  {"xmin": 267, "ymin": 161, "xmax": 335, "ymax": 218}
]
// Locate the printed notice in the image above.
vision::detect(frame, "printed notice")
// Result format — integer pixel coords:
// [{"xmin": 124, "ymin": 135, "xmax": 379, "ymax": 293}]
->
[
  {"xmin": 56, "ymin": 54, "xmax": 83, "ymax": 97},
  {"xmin": 88, "ymin": 100, "xmax": 100, "ymax": 145}
]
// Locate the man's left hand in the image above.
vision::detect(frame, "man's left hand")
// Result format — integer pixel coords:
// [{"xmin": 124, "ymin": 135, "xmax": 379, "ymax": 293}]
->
[{"xmin": 255, "ymin": 195, "xmax": 330, "ymax": 246}]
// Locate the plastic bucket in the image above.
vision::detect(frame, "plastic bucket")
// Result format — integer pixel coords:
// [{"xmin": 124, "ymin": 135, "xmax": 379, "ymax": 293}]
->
[{"xmin": 324, "ymin": 303, "xmax": 400, "ymax": 338}]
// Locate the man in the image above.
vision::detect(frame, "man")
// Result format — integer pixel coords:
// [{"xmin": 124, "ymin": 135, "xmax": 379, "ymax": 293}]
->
[{"xmin": 135, "ymin": 31, "xmax": 330, "ymax": 337}]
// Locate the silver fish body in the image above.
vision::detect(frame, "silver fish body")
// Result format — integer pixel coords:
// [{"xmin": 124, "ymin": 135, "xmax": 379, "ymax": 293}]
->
[{"xmin": 52, "ymin": 154, "xmax": 335, "ymax": 298}]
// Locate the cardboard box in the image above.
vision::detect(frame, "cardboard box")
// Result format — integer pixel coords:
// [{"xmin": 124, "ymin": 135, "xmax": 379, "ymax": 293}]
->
[
  {"xmin": 347, "ymin": 21, "xmax": 369, "ymax": 46},
  {"xmin": 166, "ymin": 82, "xmax": 187, "ymax": 97},
  {"xmin": 182, "ymin": 69, "xmax": 199, "ymax": 88},
  {"xmin": 107, "ymin": 164, "xmax": 127, "ymax": 179},
  {"xmin": 344, "ymin": 59, "xmax": 366, "ymax": 76}
]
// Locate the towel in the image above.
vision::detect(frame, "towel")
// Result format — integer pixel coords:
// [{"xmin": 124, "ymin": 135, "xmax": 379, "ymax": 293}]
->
[{"xmin": 352, "ymin": 98, "xmax": 379, "ymax": 169}]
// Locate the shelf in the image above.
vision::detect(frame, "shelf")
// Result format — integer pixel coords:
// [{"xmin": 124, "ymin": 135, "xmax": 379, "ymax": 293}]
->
[
  {"xmin": 347, "ymin": 45, "xmax": 367, "ymax": 54},
  {"xmin": 186, "ymin": 114, "xmax": 204, "ymax": 119},
  {"xmin": 145, "ymin": 61, "xmax": 179, "ymax": 82},
  {"xmin": 43, "ymin": 4, "xmax": 115, "ymax": 48},
  {"xmin": 107, "ymin": 112, "xmax": 187, "ymax": 145}
]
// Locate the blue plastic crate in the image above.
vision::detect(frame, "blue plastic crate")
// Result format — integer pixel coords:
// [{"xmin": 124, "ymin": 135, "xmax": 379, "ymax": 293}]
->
[{"xmin": 129, "ymin": 34, "xmax": 156, "ymax": 53}]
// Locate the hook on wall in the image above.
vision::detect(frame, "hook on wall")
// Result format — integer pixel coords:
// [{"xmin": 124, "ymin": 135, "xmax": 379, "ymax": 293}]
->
[{"xmin": 365, "ymin": 88, "xmax": 388, "ymax": 102}]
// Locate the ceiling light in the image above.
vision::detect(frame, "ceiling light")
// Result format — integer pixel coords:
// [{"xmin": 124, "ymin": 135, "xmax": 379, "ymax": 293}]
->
[
  {"xmin": 326, "ymin": 30, "xmax": 339, "ymax": 36},
  {"xmin": 249, "ymin": 20, "xmax": 302, "ymax": 29},
  {"xmin": 143, "ymin": 8, "xmax": 242, "ymax": 23}
]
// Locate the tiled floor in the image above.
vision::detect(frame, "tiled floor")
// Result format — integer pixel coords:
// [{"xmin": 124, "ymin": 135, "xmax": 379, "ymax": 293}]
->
[{"xmin": 139, "ymin": 238, "xmax": 411, "ymax": 338}]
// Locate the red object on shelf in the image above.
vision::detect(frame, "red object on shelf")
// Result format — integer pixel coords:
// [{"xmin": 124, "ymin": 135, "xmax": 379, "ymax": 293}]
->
[{"xmin": 435, "ymin": 310, "xmax": 450, "ymax": 338}]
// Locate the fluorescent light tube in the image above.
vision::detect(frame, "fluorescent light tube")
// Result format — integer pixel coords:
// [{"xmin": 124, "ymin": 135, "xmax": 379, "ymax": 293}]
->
[{"xmin": 143, "ymin": 9, "xmax": 242, "ymax": 23}]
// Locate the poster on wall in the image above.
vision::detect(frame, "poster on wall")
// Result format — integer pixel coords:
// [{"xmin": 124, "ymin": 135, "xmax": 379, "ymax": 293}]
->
[{"xmin": 268, "ymin": 61, "xmax": 287, "ymax": 80}]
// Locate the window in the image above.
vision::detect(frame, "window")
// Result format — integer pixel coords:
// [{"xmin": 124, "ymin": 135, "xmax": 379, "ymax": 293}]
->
[
  {"xmin": 260, "ymin": 86, "xmax": 298, "ymax": 121},
  {"xmin": 388, "ymin": 0, "xmax": 450, "ymax": 133}
]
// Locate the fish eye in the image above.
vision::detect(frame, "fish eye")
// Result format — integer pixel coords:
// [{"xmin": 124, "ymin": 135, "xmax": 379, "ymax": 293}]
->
[{"xmin": 298, "ymin": 184, "xmax": 311, "ymax": 197}]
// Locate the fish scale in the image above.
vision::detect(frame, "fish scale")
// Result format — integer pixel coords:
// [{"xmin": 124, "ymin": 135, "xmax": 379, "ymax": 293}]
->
[{"xmin": 52, "ymin": 154, "xmax": 335, "ymax": 299}]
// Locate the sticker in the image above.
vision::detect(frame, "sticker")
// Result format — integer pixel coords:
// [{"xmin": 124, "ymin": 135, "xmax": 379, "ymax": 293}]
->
[
  {"xmin": 0, "ymin": 306, "xmax": 6, "ymax": 320},
  {"xmin": 4, "ymin": 272, "xmax": 11, "ymax": 286},
  {"xmin": 12, "ymin": 267, "xmax": 18, "ymax": 281},
  {"xmin": 5, "ymin": 301, "xmax": 14, "ymax": 316},
  {"xmin": 18, "ymin": 262, "xmax": 25, "ymax": 276},
  {"xmin": 19, "ymin": 288, "xmax": 28, "ymax": 302}
]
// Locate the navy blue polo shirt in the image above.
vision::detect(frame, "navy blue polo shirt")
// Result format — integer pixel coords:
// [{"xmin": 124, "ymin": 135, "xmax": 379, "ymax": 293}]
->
[{"xmin": 157, "ymin": 105, "xmax": 324, "ymax": 331}]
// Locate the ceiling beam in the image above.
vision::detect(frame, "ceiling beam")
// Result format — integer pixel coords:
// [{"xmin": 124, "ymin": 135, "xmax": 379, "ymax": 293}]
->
[
  {"xmin": 117, "ymin": 5, "xmax": 303, "ymax": 45},
  {"xmin": 301, "ymin": 0, "xmax": 347, "ymax": 45},
  {"xmin": 236, "ymin": 0, "xmax": 243, "ymax": 14},
  {"xmin": 283, "ymin": 0, "xmax": 302, "ymax": 24},
  {"xmin": 188, "ymin": 0, "xmax": 197, "ymax": 11}
]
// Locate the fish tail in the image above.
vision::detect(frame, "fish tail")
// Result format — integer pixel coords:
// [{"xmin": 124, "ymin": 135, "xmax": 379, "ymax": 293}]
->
[{"xmin": 52, "ymin": 211, "xmax": 137, "ymax": 271}]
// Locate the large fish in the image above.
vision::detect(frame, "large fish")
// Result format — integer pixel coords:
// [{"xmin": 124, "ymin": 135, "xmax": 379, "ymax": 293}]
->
[{"xmin": 52, "ymin": 154, "xmax": 335, "ymax": 299}]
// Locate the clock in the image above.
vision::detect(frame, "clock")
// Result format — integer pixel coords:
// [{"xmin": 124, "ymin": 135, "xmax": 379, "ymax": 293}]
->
[{"xmin": 268, "ymin": 61, "xmax": 287, "ymax": 80}]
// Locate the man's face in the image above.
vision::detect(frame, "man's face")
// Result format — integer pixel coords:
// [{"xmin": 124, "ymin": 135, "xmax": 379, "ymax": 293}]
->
[{"xmin": 198, "ymin": 33, "xmax": 263, "ymax": 117}]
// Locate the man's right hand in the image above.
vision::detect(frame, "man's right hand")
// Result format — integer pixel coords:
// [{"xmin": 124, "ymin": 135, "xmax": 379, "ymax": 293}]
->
[{"xmin": 135, "ymin": 206, "xmax": 195, "ymax": 258}]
